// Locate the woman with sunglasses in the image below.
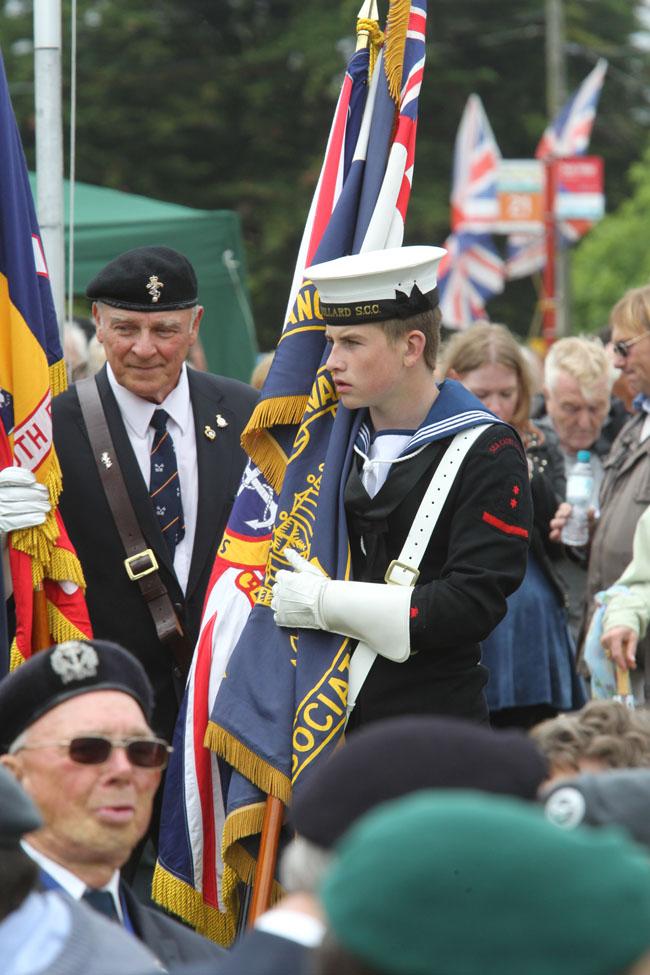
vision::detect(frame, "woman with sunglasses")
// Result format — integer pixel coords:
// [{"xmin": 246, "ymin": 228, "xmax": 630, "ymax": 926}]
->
[{"xmin": 443, "ymin": 323, "xmax": 585, "ymax": 729}]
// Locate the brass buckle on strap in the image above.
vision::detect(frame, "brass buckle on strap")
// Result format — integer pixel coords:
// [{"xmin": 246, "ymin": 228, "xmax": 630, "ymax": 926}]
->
[
  {"xmin": 124, "ymin": 549, "xmax": 159, "ymax": 581},
  {"xmin": 384, "ymin": 559, "xmax": 420, "ymax": 586}
]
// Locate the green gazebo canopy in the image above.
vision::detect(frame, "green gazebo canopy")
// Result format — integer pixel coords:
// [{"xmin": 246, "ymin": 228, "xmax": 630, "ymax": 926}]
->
[{"xmin": 30, "ymin": 175, "xmax": 257, "ymax": 382}]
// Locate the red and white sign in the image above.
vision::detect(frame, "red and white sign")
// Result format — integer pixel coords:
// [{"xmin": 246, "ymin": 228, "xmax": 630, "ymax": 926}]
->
[{"xmin": 554, "ymin": 156, "xmax": 604, "ymax": 221}]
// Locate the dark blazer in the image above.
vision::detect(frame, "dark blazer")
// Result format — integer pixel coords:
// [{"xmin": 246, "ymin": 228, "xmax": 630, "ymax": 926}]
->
[
  {"xmin": 120, "ymin": 881, "xmax": 225, "ymax": 969},
  {"xmin": 172, "ymin": 929, "xmax": 311, "ymax": 975},
  {"xmin": 53, "ymin": 365, "xmax": 257, "ymax": 738}
]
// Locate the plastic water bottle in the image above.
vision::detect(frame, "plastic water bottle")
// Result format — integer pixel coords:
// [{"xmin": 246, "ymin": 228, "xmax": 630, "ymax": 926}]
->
[{"xmin": 561, "ymin": 450, "xmax": 593, "ymax": 548}]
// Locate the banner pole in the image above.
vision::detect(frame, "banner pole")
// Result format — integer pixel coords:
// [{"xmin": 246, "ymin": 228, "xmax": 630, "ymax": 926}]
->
[{"xmin": 247, "ymin": 795, "xmax": 284, "ymax": 925}]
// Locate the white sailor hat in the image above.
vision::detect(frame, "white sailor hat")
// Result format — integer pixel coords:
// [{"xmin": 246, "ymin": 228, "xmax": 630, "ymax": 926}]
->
[{"xmin": 307, "ymin": 245, "xmax": 447, "ymax": 326}]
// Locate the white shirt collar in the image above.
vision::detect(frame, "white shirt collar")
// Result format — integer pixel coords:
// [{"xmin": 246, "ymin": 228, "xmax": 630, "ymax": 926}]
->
[
  {"xmin": 22, "ymin": 840, "xmax": 123, "ymax": 919},
  {"xmin": 106, "ymin": 361, "xmax": 192, "ymax": 438}
]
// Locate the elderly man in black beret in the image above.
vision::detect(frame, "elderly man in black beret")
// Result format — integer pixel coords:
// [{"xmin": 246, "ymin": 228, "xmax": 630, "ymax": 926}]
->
[
  {"xmin": 0, "ymin": 638, "xmax": 224, "ymax": 970},
  {"xmin": 38, "ymin": 245, "xmax": 257, "ymax": 744}
]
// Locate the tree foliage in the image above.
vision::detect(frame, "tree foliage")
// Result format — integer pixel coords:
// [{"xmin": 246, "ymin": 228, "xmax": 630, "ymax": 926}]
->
[{"xmin": 1, "ymin": 0, "xmax": 648, "ymax": 349}]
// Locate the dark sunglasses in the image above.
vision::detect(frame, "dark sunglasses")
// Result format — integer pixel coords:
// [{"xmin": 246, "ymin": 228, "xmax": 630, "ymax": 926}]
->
[
  {"xmin": 12, "ymin": 735, "xmax": 172, "ymax": 769},
  {"xmin": 613, "ymin": 332, "xmax": 650, "ymax": 358}
]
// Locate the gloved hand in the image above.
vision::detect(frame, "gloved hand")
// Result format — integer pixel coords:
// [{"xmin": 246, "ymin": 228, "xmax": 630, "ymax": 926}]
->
[
  {"xmin": 272, "ymin": 548, "xmax": 412, "ymax": 663},
  {"xmin": 0, "ymin": 466, "xmax": 51, "ymax": 532}
]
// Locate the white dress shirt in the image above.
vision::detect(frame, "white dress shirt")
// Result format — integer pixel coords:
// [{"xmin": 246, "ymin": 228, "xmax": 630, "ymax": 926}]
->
[
  {"xmin": 106, "ymin": 362, "xmax": 198, "ymax": 593},
  {"xmin": 22, "ymin": 841, "xmax": 124, "ymax": 922}
]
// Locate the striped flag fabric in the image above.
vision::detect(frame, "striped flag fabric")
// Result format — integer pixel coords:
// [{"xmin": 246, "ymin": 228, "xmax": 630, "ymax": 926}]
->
[
  {"xmin": 0, "ymin": 49, "xmax": 91, "ymax": 664},
  {"xmin": 154, "ymin": 0, "xmax": 428, "ymax": 944},
  {"xmin": 438, "ymin": 232, "xmax": 505, "ymax": 327},
  {"xmin": 451, "ymin": 93, "xmax": 501, "ymax": 232},
  {"xmin": 439, "ymin": 93, "xmax": 504, "ymax": 327},
  {"xmin": 507, "ymin": 59, "xmax": 608, "ymax": 280}
]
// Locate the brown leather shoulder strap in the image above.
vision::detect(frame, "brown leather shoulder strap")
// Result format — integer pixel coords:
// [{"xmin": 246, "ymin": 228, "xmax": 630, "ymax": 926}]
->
[{"xmin": 75, "ymin": 377, "xmax": 192, "ymax": 675}]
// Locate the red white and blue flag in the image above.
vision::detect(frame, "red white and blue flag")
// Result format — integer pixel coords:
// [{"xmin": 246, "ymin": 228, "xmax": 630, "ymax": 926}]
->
[
  {"xmin": 507, "ymin": 59, "xmax": 608, "ymax": 280},
  {"xmin": 154, "ymin": 1, "xmax": 428, "ymax": 944},
  {"xmin": 439, "ymin": 93, "xmax": 504, "ymax": 326},
  {"xmin": 438, "ymin": 232, "xmax": 505, "ymax": 327},
  {"xmin": 451, "ymin": 93, "xmax": 501, "ymax": 232}
]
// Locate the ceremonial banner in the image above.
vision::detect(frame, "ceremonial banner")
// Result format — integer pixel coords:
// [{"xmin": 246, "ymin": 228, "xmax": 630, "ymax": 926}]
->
[
  {"xmin": 0, "ymin": 50, "xmax": 91, "ymax": 663},
  {"xmin": 438, "ymin": 232, "xmax": 505, "ymax": 327},
  {"xmin": 154, "ymin": 0, "xmax": 427, "ymax": 943}
]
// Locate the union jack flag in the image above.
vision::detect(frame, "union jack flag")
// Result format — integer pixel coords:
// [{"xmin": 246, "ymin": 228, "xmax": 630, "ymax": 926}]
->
[
  {"xmin": 438, "ymin": 232, "xmax": 505, "ymax": 327},
  {"xmin": 507, "ymin": 59, "xmax": 608, "ymax": 280},
  {"xmin": 440, "ymin": 93, "xmax": 504, "ymax": 326},
  {"xmin": 154, "ymin": 0, "xmax": 428, "ymax": 944},
  {"xmin": 451, "ymin": 93, "xmax": 501, "ymax": 232}
]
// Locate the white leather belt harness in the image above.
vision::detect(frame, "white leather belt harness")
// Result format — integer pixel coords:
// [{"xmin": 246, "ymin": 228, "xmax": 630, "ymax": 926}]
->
[{"xmin": 346, "ymin": 423, "xmax": 493, "ymax": 719}]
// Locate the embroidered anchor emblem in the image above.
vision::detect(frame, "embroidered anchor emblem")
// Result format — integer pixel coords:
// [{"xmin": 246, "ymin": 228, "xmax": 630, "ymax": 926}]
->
[
  {"xmin": 100, "ymin": 451, "xmax": 112, "ymax": 469},
  {"xmin": 146, "ymin": 275, "xmax": 164, "ymax": 303}
]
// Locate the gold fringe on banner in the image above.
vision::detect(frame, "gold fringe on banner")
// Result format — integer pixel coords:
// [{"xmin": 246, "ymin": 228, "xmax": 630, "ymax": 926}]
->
[
  {"xmin": 204, "ymin": 722, "xmax": 292, "ymax": 806},
  {"xmin": 384, "ymin": 0, "xmax": 410, "ymax": 103},
  {"xmin": 47, "ymin": 602, "xmax": 90, "ymax": 644},
  {"xmin": 357, "ymin": 18, "xmax": 385, "ymax": 79},
  {"xmin": 9, "ymin": 638, "xmax": 23, "ymax": 670},
  {"xmin": 151, "ymin": 863, "xmax": 237, "ymax": 946},
  {"xmin": 241, "ymin": 395, "xmax": 308, "ymax": 494},
  {"xmin": 49, "ymin": 359, "xmax": 68, "ymax": 398}
]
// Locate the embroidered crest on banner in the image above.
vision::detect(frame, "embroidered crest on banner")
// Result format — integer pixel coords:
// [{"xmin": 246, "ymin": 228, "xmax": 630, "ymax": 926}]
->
[{"xmin": 51, "ymin": 641, "xmax": 99, "ymax": 684}]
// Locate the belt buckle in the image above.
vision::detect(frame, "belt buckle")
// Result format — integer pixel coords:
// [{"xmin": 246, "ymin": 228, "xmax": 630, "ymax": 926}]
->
[
  {"xmin": 384, "ymin": 559, "xmax": 420, "ymax": 586},
  {"xmin": 124, "ymin": 549, "xmax": 159, "ymax": 581}
]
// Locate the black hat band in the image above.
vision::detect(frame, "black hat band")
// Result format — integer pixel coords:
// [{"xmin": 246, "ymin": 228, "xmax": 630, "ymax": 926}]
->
[{"xmin": 320, "ymin": 285, "xmax": 438, "ymax": 326}]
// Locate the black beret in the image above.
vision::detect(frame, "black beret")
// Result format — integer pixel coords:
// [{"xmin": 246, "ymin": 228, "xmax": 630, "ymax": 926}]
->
[
  {"xmin": 290, "ymin": 715, "xmax": 548, "ymax": 848},
  {"xmin": 0, "ymin": 765, "xmax": 42, "ymax": 846},
  {"xmin": 543, "ymin": 769, "xmax": 650, "ymax": 851},
  {"xmin": 0, "ymin": 640, "xmax": 154, "ymax": 752},
  {"xmin": 86, "ymin": 245, "xmax": 198, "ymax": 311}
]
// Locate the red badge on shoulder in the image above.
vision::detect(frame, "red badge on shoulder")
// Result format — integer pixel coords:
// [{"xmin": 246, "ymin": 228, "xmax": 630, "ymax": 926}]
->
[{"xmin": 482, "ymin": 476, "xmax": 529, "ymax": 539}]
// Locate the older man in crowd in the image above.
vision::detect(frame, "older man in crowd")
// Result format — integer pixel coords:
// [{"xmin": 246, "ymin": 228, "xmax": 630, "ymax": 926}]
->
[
  {"xmin": 0, "ymin": 639, "xmax": 224, "ymax": 970},
  {"xmin": 582, "ymin": 284, "xmax": 650, "ymax": 699},
  {"xmin": 539, "ymin": 336, "xmax": 615, "ymax": 640}
]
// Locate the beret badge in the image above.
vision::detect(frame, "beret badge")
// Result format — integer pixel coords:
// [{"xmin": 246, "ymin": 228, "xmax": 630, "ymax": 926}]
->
[
  {"xmin": 50, "ymin": 641, "xmax": 99, "ymax": 684},
  {"xmin": 146, "ymin": 274, "xmax": 164, "ymax": 303}
]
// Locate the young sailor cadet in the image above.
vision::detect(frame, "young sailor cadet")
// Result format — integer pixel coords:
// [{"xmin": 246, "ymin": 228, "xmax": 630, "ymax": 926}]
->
[{"xmin": 272, "ymin": 246, "xmax": 532, "ymax": 728}]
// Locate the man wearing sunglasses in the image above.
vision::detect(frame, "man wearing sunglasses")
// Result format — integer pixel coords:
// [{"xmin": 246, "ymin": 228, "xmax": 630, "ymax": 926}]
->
[
  {"xmin": 553, "ymin": 284, "xmax": 650, "ymax": 701},
  {"xmin": 0, "ymin": 638, "xmax": 224, "ymax": 969}
]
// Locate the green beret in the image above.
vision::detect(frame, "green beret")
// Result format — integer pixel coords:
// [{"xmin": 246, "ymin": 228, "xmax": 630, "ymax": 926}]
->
[
  {"xmin": 86, "ymin": 245, "xmax": 197, "ymax": 311},
  {"xmin": 321, "ymin": 790, "xmax": 650, "ymax": 975}
]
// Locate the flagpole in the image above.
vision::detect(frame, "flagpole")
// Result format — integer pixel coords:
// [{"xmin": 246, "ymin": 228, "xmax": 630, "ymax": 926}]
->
[
  {"xmin": 246, "ymin": 1, "xmax": 378, "ymax": 927},
  {"xmin": 541, "ymin": 157, "xmax": 557, "ymax": 344},
  {"xmin": 33, "ymin": 0, "xmax": 65, "ymax": 332}
]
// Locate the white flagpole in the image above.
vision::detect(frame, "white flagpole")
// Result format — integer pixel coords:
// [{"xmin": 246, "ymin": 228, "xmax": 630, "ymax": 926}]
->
[{"xmin": 33, "ymin": 0, "xmax": 65, "ymax": 335}]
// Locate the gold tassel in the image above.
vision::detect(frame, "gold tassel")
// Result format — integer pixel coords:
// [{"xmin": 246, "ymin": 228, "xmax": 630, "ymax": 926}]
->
[
  {"xmin": 47, "ymin": 603, "xmax": 90, "ymax": 644},
  {"xmin": 357, "ymin": 18, "xmax": 385, "ymax": 79},
  {"xmin": 151, "ymin": 864, "xmax": 236, "ymax": 946},
  {"xmin": 384, "ymin": 0, "xmax": 410, "ymax": 103},
  {"xmin": 9, "ymin": 638, "xmax": 24, "ymax": 671},
  {"xmin": 49, "ymin": 359, "xmax": 68, "ymax": 398},
  {"xmin": 241, "ymin": 395, "xmax": 309, "ymax": 491},
  {"xmin": 204, "ymin": 723, "xmax": 292, "ymax": 805}
]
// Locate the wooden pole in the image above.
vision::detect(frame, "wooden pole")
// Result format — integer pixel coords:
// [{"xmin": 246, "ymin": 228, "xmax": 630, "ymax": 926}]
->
[
  {"xmin": 31, "ymin": 583, "xmax": 51, "ymax": 652},
  {"xmin": 247, "ymin": 795, "xmax": 284, "ymax": 926}
]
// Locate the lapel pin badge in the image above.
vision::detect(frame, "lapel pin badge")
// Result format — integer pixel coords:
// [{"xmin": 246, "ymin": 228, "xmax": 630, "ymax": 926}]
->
[
  {"xmin": 216, "ymin": 413, "xmax": 228, "ymax": 428},
  {"xmin": 204, "ymin": 425, "xmax": 216, "ymax": 440},
  {"xmin": 100, "ymin": 451, "xmax": 113, "ymax": 469}
]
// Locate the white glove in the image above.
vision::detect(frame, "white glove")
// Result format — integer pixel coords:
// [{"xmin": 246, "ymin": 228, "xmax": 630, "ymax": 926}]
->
[
  {"xmin": 0, "ymin": 466, "xmax": 51, "ymax": 532},
  {"xmin": 272, "ymin": 548, "xmax": 412, "ymax": 663}
]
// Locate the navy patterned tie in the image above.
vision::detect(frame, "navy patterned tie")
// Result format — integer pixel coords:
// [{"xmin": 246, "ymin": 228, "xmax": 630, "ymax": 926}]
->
[
  {"xmin": 149, "ymin": 408, "xmax": 185, "ymax": 558},
  {"xmin": 82, "ymin": 888, "xmax": 120, "ymax": 923}
]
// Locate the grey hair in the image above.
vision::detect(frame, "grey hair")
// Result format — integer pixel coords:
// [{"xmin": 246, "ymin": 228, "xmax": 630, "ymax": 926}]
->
[
  {"xmin": 279, "ymin": 835, "xmax": 333, "ymax": 894},
  {"xmin": 7, "ymin": 730, "xmax": 28, "ymax": 755}
]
